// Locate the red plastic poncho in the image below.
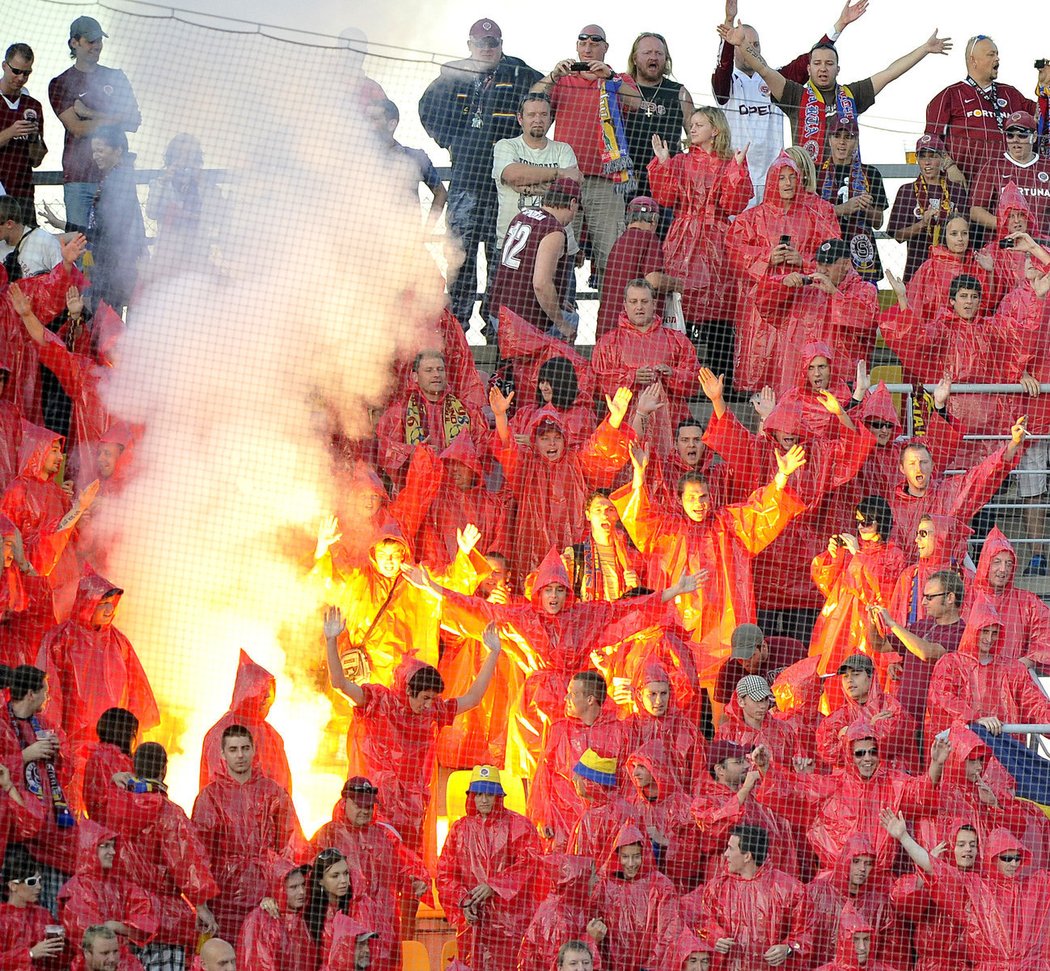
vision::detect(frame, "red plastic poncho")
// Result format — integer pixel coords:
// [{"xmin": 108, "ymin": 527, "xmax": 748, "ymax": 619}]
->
[
  {"xmin": 517, "ymin": 855, "xmax": 602, "ymax": 971},
  {"xmin": 771, "ymin": 656, "xmax": 826, "ymax": 762},
  {"xmin": 416, "ymin": 436, "xmax": 508, "ymax": 571},
  {"xmin": 976, "ymin": 182, "xmax": 1039, "ymax": 309},
  {"xmin": 623, "ymin": 739, "xmax": 702, "ymax": 891},
  {"xmin": 703, "ymin": 403, "xmax": 874, "ymax": 615},
  {"xmin": 808, "ymin": 537, "xmax": 909, "ymax": 702},
  {"xmin": 814, "ymin": 903, "xmax": 899, "ymax": 971},
  {"xmin": 57, "ymin": 820, "xmax": 157, "ymax": 966},
  {"xmin": 903, "ymin": 244, "xmax": 989, "ymax": 323},
  {"xmin": 82, "ymin": 741, "xmax": 131, "ymax": 820},
  {"xmin": 0, "ymin": 513, "xmax": 29, "ymax": 668},
  {"xmin": 236, "ymin": 857, "xmax": 317, "ymax": 971},
  {"xmin": 815, "ymin": 670, "xmax": 918, "ymax": 773},
  {"xmin": 91, "ymin": 778, "xmax": 219, "ymax": 948},
  {"xmin": 935, "ymin": 723, "xmax": 1050, "ymax": 870},
  {"xmin": 498, "ymin": 306, "xmax": 597, "ymax": 432},
  {"xmin": 200, "ymin": 650, "xmax": 292, "ymax": 794},
  {"xmin": 0, "ymin": 898, "xmax": 61, "ymax": 971},
  {"xmin": 318, "ymin": 519, "xmax": 490, "ymax": 687},
  {"xmin": 687, "ymin": 855, "xmax": 813, "ymax": 968},
  {"xmin": 647, "ymin": 145, "xmax": 753, "ymax": 325},
  {"xmin": 436, "ymin": 548, "xmax": 661, "ymax": 783},
  {"xmin": 646, "ymin": 441, "xmax": 739, "ymax": 512},
  {"xmin": 311, "ymin": 801, "xmax": 427, "ymax": 971},
  {"xmin": 887, "ymin": 513, "xmax": 973, "ymax": 624},
  {"xmin": 568, "ymin": 777, "xmax": 641, "ymax": 865},
  {"xmin": 926, "ymin": 600, "xmax": 1050, "ymax": 738},
  {"xmin": 0, "ymin": 397, "xmax": 21, "ymax": 496},
  {"xmin": 971, "ymin": 526, "xmax": 1050, "ymax": 664},
  {"xmin": 623, "ymin": 659, "xmax": 706, "ymax": 790},
  {"xmin": 345, "ymin": 655, "xmax": 461, "ymax": 872},
  {"xmin": 613, "ymin": 464, "xmax": 806, "ymax": 687},
  {"xmin": 38, "ymin": 569, "xmax": 158, "ymax": 805},
  {"xmin": 887, "ymin": 440, "xmax": 1020, "ymax": 554},
  {"xmin": 591, "ymin": 311, "xmax": 698, "ymax": 454},
  {"xmin": 717, "ymin": 695, "xmax": 804, "ymax": 767},
  {"xmin": 754, "ymin": 273, "xmax": 878, "ymax": 398},
  {"xmin": 923, "ymin": 827, "xmax": 1050, "ymax": 971},
  {"xmin": 759, "ymin": 722, "xmax": 937, "ymax": 871},
  {"xmin": 726, "ymin": 152, "xmax": 842, "ymax": 391},
  {"xmin": 889, "ymin": 817, "xmax": 974, "ymax": 971},
  {"xmin": 436, "ymin": 791, "xmax": 540, "ymax": 969},
  {"xmin": 495, "ymin": 409, "xmax": 634, "ymax": 581},
  {"xmin": 591, "ymin": 825, "xmax": 683, "ymax": 971},
  {"xmin": 0, "ymin": 422, "xmax": 79, "ymax": 649},
  {"xmin": 806, "ymin": 834, "xmax": 907, "ymax": 969},
  {"xmin": 775, "ymin": 341, "xmax": 856, "ymax": 442},
  {"xmin": 190, "ymin": 764, "xmax": 305, "ymax": 939},
  {"xmin": 323, "ymin": 913, "xmax": 379, "ymax": 971}
]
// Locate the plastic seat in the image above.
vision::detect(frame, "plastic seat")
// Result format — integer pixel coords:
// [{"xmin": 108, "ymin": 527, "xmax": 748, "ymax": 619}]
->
[
  {"xmin": 440, "ymin": 940, "xmax": 458, "ymax": 968},
  {"xmin": 402, "ymin": 940, "xmax": 431, "ymax": 971},
  {"xmin": 445, "ymin": 770, "xmax": 527, "ymax": 827}
]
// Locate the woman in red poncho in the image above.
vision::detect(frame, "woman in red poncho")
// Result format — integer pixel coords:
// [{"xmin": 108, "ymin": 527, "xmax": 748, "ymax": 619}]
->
[
  {"xmin": 0, "ymin": 845, "xmax": 64, "ymax": 971},
  {"xmin": 648, "ymin": 105, "xmax": 752, "ymax": 382},
  {"xmin": 303, "ymin": 849, "xmax": 352, "ymax": 968},
  {"xmin": 57, "ymin": 821, "xmax": 156, "ymax": 971},
  {"xmin": 436, "ymin": 767, "xmax": 540, "ymax": 970},
  {"xmin": 82, "ymin": 707, "xmax": 137, "ymax": 820},
  {"xmin": 904, "ymin": 213, "xmax": 992, "ymax": 322},
  {"xmin": 808, "ymin": 496, "xmax": 908, "ymax": 702},
  {"xmin": 517, "ymin": 855, "xmax": 602, "ymax": 971},
  {"xmin": 199, "ymin": 650, "xmax": 291, "ymax": 795},
  {"xmin": 37, "ymin": 569, "xmax": 158, "ymax": 811},
  {"xmin": 726, "ymin": 151, "xmax": 841, "ymax": 392}
]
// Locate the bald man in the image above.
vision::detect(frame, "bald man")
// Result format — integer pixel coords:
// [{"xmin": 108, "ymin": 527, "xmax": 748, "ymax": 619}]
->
[{"xmin": 199, "ymin": 939, "xmax": 236, "ymax": 971}]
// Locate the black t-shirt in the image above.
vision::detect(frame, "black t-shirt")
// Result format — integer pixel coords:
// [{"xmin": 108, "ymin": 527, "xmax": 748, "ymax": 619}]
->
[
  {"xmin": 624, "ymin": 79, "xmax": 686, "ymax": 194},
  {"xmin": 822, "ymin": 161, "xmax": 888, "ymax": 281}
]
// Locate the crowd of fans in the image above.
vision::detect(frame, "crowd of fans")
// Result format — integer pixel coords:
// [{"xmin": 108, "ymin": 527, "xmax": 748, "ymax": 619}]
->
[{"xmin": 1, "ymin": 4, "xmax": 1050, "ymax": 971}]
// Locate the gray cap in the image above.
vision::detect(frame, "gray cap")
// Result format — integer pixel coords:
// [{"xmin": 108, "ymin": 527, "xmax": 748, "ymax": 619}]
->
[
  {"xmin": 731, "ymin": 624, "xmax": 765, "ymax": 659},
  {"xmin": 837, "ymin": 653, "xmax": 875, "ymax": 675},
  {"xmin": 736, "ymin": 674, "xmax": 773, "ymax": 701},
  {"xmin": 69, "ymin": 16, "xmax": 108, "ymax": 40}
]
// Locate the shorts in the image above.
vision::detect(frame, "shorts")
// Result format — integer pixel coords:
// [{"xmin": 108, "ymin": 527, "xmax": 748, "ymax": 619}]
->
[{"xmin": 1017, "ymin": 439, "xmax": 1050, "ymax": 498}]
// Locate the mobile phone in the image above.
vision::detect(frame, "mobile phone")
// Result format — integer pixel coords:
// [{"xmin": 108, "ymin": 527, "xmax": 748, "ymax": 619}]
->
[
  {"xmin": 779, "ymin": 234, "xmax": 791, "ymax": 247},
  {"xmin": 570, "ymin": 61, "xmax": 590, "ymax": 71}
]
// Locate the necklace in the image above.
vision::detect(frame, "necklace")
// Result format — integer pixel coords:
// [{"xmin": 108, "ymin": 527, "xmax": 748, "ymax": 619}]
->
[{"xmin": 639, "ymin": 76, "xmax": 666, "ymax": 119}]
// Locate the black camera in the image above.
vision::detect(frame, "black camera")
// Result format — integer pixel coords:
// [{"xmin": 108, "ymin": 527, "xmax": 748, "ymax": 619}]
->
[{"xmin": 570, "ymin": 62, "xmax": 590, "ymax": 71}]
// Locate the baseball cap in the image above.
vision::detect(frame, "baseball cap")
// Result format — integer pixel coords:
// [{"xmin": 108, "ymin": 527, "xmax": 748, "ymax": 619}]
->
[
  {"xmin": 573, "ymin": 749, "xmax": 617, "ymax": 787},
  {"xmin": 548, "ymin": 176, "xmax": 581, "ymax": 201},
  {"xmin": 341, "ymin": 776, "xmax": 379, "ymax": 807},
  {"xmin": 915, "ymin": 133, "xmax": 944, "ymax": 155},
  {"xmin": 627, "ymin": 195, "xmax": 659, "ymax": 214},
  {"xmin": 469, "ymin": 19, "xmax": 502, "ymax": 41},
  {"xmin": 707, "ymin": 739, "xmax": 748, "ymax": 771},
  {"xmin": 467, "ymin": 764, "xmax": 505, "ymax": 795},
  {"xmin": 730, "ymin": 623, "xmax": 764, "ymax": 659},
  {"xmin": 829, "ymin": 116, "xmax": 859, "ymax": 135},
  {"xmin": 815, "ymin": 238, "xmax": 853, "ymax": 264},
  {"xmin": 1005, "ymin": 110, "xmax": 1038, "ymax": 132},
  {"xmin": 836, "ymin": 653, "xmax": 875, "ymax": 675},
  {"xmin": 69, "ymin": 16, "xmax": 108, "ymax": 41},
  {"xmin": 736, "ymin": 674, "xmax": 774, "ymax": 701}
]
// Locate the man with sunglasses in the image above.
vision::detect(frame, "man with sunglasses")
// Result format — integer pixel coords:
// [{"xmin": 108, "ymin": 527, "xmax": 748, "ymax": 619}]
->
[
  {"xmin": 970, "ymin": 111, "xmax": 1050, "ymax": 237},
  {"xmin": 925, "ymin": 36, "xmax": 1040, "ymax": 187},
  {"xmin": 419, "ymin": 20, "xmax": 542, "ymax": 335},
  {"xmin": 0, "ymin": 846, "xmax": 65, "ymax": 965},
  {"xmin": 0, "ymin": 44, "xmax": 46, "ymax": 228}
]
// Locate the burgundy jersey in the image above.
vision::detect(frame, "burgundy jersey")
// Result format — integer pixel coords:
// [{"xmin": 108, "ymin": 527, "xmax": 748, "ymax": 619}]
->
[
  {"xmin": 971, "ymin": 154, "xmax": 1050, "ymax": 236},
  {"xmin": 489, "ymin": 206, "xmax": 568, "ymax": 330},
  {"xmin": 925, "ymin": 80, "xmax": 1036, "ymax": 184},
  {"xmin": 48, "ymin": 64, "xmax": 140, "ymax": 183},
  {"xmin": 0, "ymin": 91, "xmax": 44, "ymax": 198}
]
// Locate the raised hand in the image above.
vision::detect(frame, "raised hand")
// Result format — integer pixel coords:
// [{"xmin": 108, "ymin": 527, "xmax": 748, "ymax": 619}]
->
[
  {"xmin": 6, "ymin": 284, "xmax": 31, "ymax": 319},
  {"xmin": 775, "ymin": 444, "xmax": 806, "ymax": 479},
  {"xmin": 925, "ymin": 29, "xmax": 952, "ymax": 55},
  {"xmin": 933, "ymin": 374, "xmax": 951, "ymax": 409},
  {"xmin": 66, "ymin": 285, "xmax": 85, "ymax": 318},
  {"xmin": 717, "ymin": 19, "xmax": 747, "ymax": 46},
  {"xmin": 457, "ymin": 522, "xmax": 481, "ymax": 555},
  {"xmin": 884, "ymin": 269, "xmax": 908, "ymax": 308},
  {"xmin": 1011, "ymin": 416, "xmax": 1029, "ymax": 448},
  {"xmin": 815, "ymin": 389, "xmax": 843, "ymax": 416},
  {"xmin": 315, "ymin": 514, "xmax": 342, "ymax": 558},
  {"xmin": 488, "ymin": 384, "xmax": 514, "ymax": 417},
  {"xmin": 635, "ymin": 380, "xmax": 666, "ymax": 416},
  {"xmin": 322, "ymin": 605, "xmax": 346, "ymax": 641},
  {"xmin": 854, "ymin": 359, "xmax": 871, "ymax": 397},
  {"xmin": 878, "ymin": 807, "xmax": 909, "ymax": 841},
  {"xmin": 974, "ymin": 250, "xmax": 994, "ymax": 273},
  {"xmin": 59, "ymin": 232, "xmax": 87, "ymax": 266},
  {"xmin": 481, "ymin": 622, "xmax": 504, "ymax": 654},
  {"xmin": 930, "ymin": 733, "xmax": 953, "ymax": 764},
  {"xmin": 605, "ymin": 387, "xmax": 633, "ymax": 428},
  {"xmin": 675, "ymin": 569, "xmax": 710, "ymax": 596},
  {"xmin": 399, "ymin": 563, "xmax": 434, "ymax": 592},
  {"xmin": 838, "ymin": 0, "xmax": 869, "ymax": 27},
  {"xmin": 733, "ymin": 141, "xmax": 750, "ymax": 167},
  {"xmin": 629, "ymin": 441, "xmax": 650, "ymax": 480},
  {"xmin": 751, "ymin": 386, "xmax": 776, "ymax": 420},
  {"xmin": 698, "ymin": 366, "xmax": 725, "ymax": 402},
  {"xmin": 651, "ymin": 134, "xmax": 671, "ymax": 164}
]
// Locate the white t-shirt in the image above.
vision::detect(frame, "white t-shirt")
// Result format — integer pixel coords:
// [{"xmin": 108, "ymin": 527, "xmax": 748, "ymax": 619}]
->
[
  {"xmin": 492, "ymin": 135, "xmax": 578, "ymax": 243},
  {"xmin": 723, "ymin": 67, "xmax": 788, "ymax": 207},
  {"xmin": 0, "ymin": 226, "xmax": 62, "ymax": 278}
]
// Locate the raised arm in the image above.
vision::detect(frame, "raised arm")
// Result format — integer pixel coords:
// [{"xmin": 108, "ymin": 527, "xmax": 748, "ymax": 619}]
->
[
  {"xmin": 454, "ymin": 622, "xmax": 503, "ymax": 713},
  {"xmin": 717, "ymin": 21, "xmax": 788, "ymax": 101},
  {"xmin": 323, "ymin": 606, "xmax": 365, "ymax": 705},
  {"xmin": 879, "ymin": 809, "xmax": 933, "ymax": 873},
  {"xmin": 870, "ymin": 30, "xmax": 953, "ymax": 96}
]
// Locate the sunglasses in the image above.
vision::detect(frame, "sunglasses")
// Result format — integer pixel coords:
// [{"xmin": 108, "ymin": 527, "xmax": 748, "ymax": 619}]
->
[
  {"xmin": 1006, "ymin": 130, "xmax": 1033, "ymax": 139},
  {"xmin": 853, "ymin": 748, "xmax": 878, "ymax": 759},
  {"xmin": 998, "ymin": 854, "xmax": 1022, "ymax": 863},
  {"xmin": 856, "ymin": 516, "xmax": 877, "ymax": 528},
  {"xmin": 866, "ymin": 421, "xmax": 895, "ymax": 431},
  {"xmin": 15, "ymin": 874, "xmax": 42, "ymax": 886},
  {"xmin": 578, "ymin": 34, "xmax": 606, "ymax": 42},
  {"xmin": 3, "ymin": 63, "xmax": 32, "ymax": 77},
  {"xmin": 916, "ymin": 528, "xmax": 932, "ymax": 538},
  {"xmin": 921, "ymin": 591, "xmax": 947, "ymax": 602},
  {"xmin": 470, "ymin": 37, "xmax": 501, "ymax": 49}
]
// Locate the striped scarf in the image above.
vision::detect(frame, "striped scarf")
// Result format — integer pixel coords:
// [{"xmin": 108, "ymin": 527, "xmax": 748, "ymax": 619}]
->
[
  {"xmin": 403, "ymin": 391, "xmax": 470, "ymax": 447},
  {"xmin": 598, "ymin": 76, "xmax": 636, "ymax": 191},
  {"xmin": 800, "ymin": 81, "xmax": 857, "ymax": 167}
]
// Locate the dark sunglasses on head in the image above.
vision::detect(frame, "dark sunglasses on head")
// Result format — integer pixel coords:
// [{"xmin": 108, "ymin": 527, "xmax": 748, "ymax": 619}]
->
[{"xmin": 578, "ymin": 33, "xmax": 606, "ymax": 42}]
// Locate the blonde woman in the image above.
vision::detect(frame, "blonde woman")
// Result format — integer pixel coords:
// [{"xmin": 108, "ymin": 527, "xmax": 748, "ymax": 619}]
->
[{"xmin": 648, "ymin": 106, "xmax": 752, "ymax": 383}]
